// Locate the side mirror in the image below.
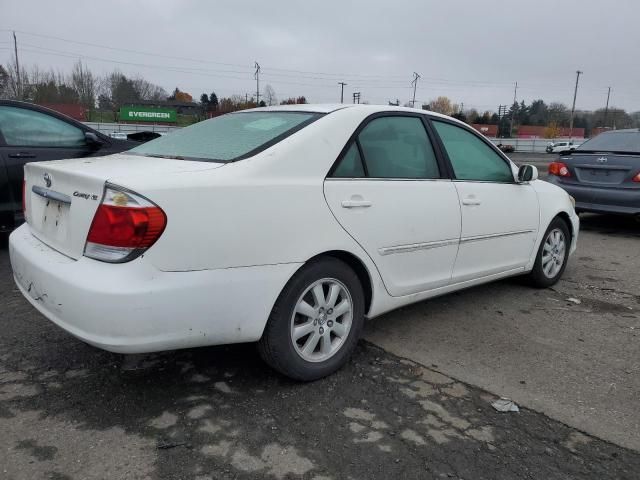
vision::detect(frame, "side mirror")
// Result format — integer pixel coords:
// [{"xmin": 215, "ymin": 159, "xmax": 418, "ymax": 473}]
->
[
  {"xmin": 518, "ymin": 164, "xmax": 538, "ymax": 183},
  {"xmin": 85, "ymin": 131, "xmax": 104, "ymax": 149}
]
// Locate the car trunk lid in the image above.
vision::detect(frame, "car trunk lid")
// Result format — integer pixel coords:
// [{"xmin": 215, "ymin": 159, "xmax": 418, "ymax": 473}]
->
[
  {"xmin": 561, "ymin": 152, "xmax": 640, "ymax": 187},
  {"xmin": 24, "ymin": 153, "xmax": 224, "ymax": 259}
]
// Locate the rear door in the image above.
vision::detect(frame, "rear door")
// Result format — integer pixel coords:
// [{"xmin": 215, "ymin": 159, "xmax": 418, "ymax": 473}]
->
[
  {"xmin": 0, "ymin": 105, "xmax": 94, "ymax": 218},
  {"xmin": 430, "ymin": 119, "xmax": 539, "ymax": 283},
  {"xmin": 324, "ymin": 114, "xmax": 461, "ymax": 297}
]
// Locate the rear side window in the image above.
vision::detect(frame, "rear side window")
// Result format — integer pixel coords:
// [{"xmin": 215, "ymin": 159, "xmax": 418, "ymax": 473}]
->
[
  {"xmin": 332, "ymin": 143, "xmax": 365, "ymax": 178},
  {"xmin": 432, "ymin": 121, "xmax": 514, "ymax": 182},
  {"xmin": 0, "ymin": 106, "xmax": 85, "ymax": 147},
  {"xmin": 359, "ymin": 117, "xmax": 439, "ymax": 179},
  {"xmin": 130, "ymin": 111, "xmax": 322, "ymax": 162},
  {"xmin": 331, "ymin": 116, "xmax": 440, "ymax": 179}
]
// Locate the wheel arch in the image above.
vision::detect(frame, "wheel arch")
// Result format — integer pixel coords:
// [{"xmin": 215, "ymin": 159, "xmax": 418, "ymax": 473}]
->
[
  {"xmin": 555, "ymin": 210, "xmax": 575, "ymax": 242},
  {"xmin": 306, "ymin": 250, "xmax": 373, "ymax": 316}
]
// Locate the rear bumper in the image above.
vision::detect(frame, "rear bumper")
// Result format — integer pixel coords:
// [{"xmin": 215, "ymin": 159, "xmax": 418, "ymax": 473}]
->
[
  {"xmin": 9, "ymin": 223, "xmax": 301, "ymax": 354},
  {"xmin": 546, "ymin": 178, "xmax": 640, "ymax": 215}
]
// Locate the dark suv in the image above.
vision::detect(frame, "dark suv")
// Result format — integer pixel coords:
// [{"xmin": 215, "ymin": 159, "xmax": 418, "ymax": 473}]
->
[{"xmin": 0, "ymin": 100, "xmax": 137, "ymax": 231}]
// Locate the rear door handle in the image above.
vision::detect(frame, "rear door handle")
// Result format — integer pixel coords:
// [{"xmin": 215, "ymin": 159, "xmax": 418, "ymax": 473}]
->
[
  {"xmin": 8, "ymin": 152, "xmax": 36, "ymax": 159},
  {"xmin": 462, "ymin": 196, "xmax": 481, "ymax": 206},
  {"xmin": 341, "ymin": 199, "xmax": 372, "ymax": 209}
]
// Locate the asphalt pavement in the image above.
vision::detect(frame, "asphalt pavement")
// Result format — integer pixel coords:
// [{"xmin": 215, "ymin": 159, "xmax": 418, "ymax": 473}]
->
[{"xmin": 1, "ymin": 176, "xmax": 639, "ymax": 478}]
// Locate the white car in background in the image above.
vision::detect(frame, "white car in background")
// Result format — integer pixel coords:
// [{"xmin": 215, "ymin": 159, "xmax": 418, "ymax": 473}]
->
[
  {"xmin": 107, "ymin": 132, "xmax": 129, "ymax": 140},
  {"xmin": 547, "ymin": 140, "xmax": 581, "ymax": 154},
  {"xmin": 10, "ymin": 105, "xmax": 579, "ymax": 380}
]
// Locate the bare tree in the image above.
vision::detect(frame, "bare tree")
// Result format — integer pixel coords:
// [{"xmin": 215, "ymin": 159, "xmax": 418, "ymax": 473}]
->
[
  {"xmin": 3, "ymin": 58, "xmax": 27, "ymax": 99},
  {"xmin": 0, "ymin": 65, "xmax": 8, "ymax": 98},
  {"xmin": 70, "ymin": 60, "xmax": 96, "ymax": 108},
  {"xmin": 263, "ymin": 84, "xmax": 277, "ymax": 106},
  {"xmin": 426, "ymin": 96, "xmax": 456, "ymax": 115}
]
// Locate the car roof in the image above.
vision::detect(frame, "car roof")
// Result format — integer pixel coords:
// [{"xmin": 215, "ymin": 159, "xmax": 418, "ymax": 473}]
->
[{"xmin": 242, "ymin": 103, "xmax": 463, "ymax": 122}]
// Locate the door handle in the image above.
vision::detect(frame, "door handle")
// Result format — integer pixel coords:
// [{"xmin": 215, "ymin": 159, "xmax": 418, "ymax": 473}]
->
[
  {"xmin": 8, "ymin": 152, "xmax": 36, "ymax": 159},
  {"xmin": 341, "ymin": 199, "xmax": 372, "ymax": 208},
  {"xmin": 462, "ymin": 196, "xmax": 481, "ymax": 206}
]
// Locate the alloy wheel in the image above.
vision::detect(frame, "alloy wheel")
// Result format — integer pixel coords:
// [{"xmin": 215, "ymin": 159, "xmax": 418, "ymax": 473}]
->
[{"xmin": 290, "ymin": 278, "xmax": 353, "ymax": 363}]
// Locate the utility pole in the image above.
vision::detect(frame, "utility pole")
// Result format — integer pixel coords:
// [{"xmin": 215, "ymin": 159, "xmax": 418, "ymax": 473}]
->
[
  {"xmin": 603, "ymin": 86, "xmax": 611, "ymax": 128},
  {"xmin": 411, "ymin": 72, "xmax": 421, "ymax": 108},
  {"xmin": 352, "ymin": 92, "xmax": 361, "ymax": 104},
  {"xmin": 338, "ymin": 82, "xmax": 347, "ymax": 103},
  {"xmin": 13, "ymin": 31, "xmax": 21, "ymax": 100},
  {"xmin": 254, "ymin": 62, "xmax": 261, "ymax": 105},
  {"xmin": 509, "ymin": 81, "xmax": 518, "ymax": 138},
  {"xmin": 569, "ymin": 70, "xmax": 583, "ymax": 139}
]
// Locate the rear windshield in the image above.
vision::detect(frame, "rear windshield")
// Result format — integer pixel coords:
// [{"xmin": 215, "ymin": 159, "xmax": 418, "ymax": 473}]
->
[
  {"xmin": 130, "ymin": 111, "xmax": 322, "ymax": 162},
  {"xmin": 577, "ymin": 130, "xmax": 640, "ymax": 154}
]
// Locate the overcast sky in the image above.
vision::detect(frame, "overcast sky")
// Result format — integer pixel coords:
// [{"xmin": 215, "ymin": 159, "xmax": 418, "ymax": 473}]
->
[{"xmin": 1, "ymin": 0, "xmax": 638, "ymax": 112}]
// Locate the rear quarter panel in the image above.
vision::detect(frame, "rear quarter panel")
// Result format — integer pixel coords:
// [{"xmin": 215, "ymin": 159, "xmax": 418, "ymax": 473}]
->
[{"xmin": 133, "ymin": 109, "xmax": 385, "ymax": 297}]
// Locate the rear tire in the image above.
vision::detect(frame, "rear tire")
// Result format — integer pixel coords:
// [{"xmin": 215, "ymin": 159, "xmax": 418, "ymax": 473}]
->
[
  {"xmin": 258, "ymin": 257, "xmax": 365, "ymax": 381},
  {"xmin": 527, "ymin": 217, "xmax": 570, "ymax": 288}
]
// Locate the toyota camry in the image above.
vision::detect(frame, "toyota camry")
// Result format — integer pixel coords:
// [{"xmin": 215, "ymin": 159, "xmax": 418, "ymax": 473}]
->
[{"xmin": 9, "ymin": 104, "xmax": 579, "ymax": 380}]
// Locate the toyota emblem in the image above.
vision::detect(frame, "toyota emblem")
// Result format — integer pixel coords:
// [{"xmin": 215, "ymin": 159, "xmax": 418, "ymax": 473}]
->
[{"xmin": 43, "ymin": 173, "xmax": 52, "ymax": 187}]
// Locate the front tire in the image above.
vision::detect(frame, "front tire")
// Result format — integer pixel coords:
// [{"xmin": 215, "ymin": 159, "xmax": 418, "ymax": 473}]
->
[
  {"xmin": 258, "ymin": 257, "xmax": 365, "ymax": 381},
  {"xmin": 527, "ymin": 217, "xmax": 570, "ymax": 288}
]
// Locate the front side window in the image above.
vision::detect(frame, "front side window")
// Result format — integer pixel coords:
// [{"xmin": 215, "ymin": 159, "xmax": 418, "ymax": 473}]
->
[
  {"xmin": 432, "ymin": 121, "xmax": 514, "ymax": 182},
  {"xmin": 131, "ymin": 111, "xmax": 322, "ymax": 162},
  {"xmin": 0, "ymin": 106, "xmax": 85, "ymax": 147}
]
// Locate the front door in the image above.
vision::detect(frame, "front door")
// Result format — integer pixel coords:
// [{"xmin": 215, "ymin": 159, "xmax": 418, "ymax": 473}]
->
[
  {"xmin": 324, "ymin": 114, "xmax": 461, "ymax": 297},
  {"xmin": 431, "ymin": 120, "xmax": 539, "ymax": 283}
]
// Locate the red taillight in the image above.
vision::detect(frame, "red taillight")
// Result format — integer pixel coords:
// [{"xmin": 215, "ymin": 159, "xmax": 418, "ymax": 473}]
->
[
  {"xmin": 549, "ymin": 161, "xmax": 571, "ymax": 177},
  {"xmin": 87, "ymin": 205, "xmax": 166, "ymax": 248},
  {"xmin": 633, "ymin": 172, "xmax": 640, "ymax": 183},
  {"xmin": 84, "ymin": 185, "xmax": 166, "ymax": 263}
]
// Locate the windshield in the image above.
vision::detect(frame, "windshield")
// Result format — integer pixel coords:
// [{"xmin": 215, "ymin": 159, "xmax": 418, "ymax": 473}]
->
[
  {"xmin": 130, "ymin": 111, "xmax": 322, "ymax": 162},
  {"xmin": 577, "ymin": 130, "xmax": 640, "ymax": 153}
]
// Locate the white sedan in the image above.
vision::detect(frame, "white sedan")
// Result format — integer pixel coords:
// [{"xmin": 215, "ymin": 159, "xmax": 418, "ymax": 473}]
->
[{"xmin": 10, "ymin": 104, "xmax": 579, "ymax": 380}]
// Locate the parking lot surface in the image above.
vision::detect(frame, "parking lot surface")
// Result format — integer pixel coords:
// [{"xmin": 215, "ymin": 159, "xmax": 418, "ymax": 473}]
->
[
  {"xmin": 366, "ymin": 213, "xmax": 640, "ymax": 452},
  {"xmin": 1, "ymin": 159, "xmax": 639, "ymax": 478}
]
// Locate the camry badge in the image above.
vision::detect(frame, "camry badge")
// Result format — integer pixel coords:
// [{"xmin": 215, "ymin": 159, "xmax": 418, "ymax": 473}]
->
[
  {"xmin": 43, "ymin": 173, "xmax": 52, "ymax": 187},
  {"xmin": 596, "ymin": 157, "xmax": 608, "ymax": 164}
]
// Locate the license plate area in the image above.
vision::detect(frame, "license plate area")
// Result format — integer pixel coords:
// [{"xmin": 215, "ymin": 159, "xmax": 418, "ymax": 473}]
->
[{"xmin": 35, "ymin": 197, "xmax": 71, "ymax": 244}]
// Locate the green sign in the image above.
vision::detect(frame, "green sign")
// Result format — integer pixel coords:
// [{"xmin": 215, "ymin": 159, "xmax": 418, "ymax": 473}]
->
[{"xmin": 119, "ymin": 106, "xmax": 177, "ymax": 123}]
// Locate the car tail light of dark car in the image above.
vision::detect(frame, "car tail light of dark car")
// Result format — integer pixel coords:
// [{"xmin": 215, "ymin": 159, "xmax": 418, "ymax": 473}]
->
[
  {"xmin": 84, "ymin": 184, "xmax": 166, "ymax": 263},
  {"xmin": 549, "ymin": 162, "xmax": 571, "ymax": 178},
  {"xmin": 633, "ymin": 172, "xmax": 640, "ymax": 183}
]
